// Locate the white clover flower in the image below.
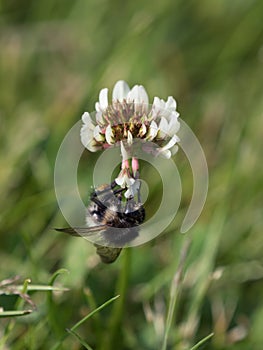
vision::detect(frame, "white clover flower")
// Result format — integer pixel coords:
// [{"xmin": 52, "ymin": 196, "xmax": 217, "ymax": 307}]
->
[
  {"xmin": 80, "ymin": 112, "xmax": 101, "ymax": 152},
  {"xmin": 80, "ymin": 80, "xmax": 180, "ymax": 159},
  {"xmin": 124, "ymin": 179, "xmax": 141, "ymax": 199},
  {"xmin": 80, "ymin": 80, "xmax": 181, "ymax": 200},
  {"xmin": 156, "ymin": 134, "xmax": 180, "ymax": 159},
  {"xmin": 115, "ymin": 174, "xmax": 140, "ymax": 199},
  {"xmin": 115, "ymin": 156, "xmax": 141, "ymax": 199}
]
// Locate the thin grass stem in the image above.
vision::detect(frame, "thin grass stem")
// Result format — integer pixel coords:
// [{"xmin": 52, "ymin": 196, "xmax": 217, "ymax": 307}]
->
[
  {"xmin": 189, "ymin": 332, "xmax": 214, "ymax": 350},
  {"xmin": 161, "ymin": 238, "xmax": 191, "ymax": 350}
]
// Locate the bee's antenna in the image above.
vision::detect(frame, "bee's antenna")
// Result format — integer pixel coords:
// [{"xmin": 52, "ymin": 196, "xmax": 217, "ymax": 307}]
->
[
  {"xmin": 113, "ymin": 187, "xmax": 126, "ymax": 196},
  {"xmin": 111, "ymin": 180, "xmax": 117, "ymax": 189}
]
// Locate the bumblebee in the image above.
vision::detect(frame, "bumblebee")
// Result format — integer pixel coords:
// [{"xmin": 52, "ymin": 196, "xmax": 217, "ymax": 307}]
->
[{"xmin": 55, "ymin": 181, "xmax": 145, "ymax": 263}]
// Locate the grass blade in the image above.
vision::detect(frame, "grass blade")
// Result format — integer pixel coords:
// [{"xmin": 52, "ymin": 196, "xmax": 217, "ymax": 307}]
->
[
  {"xmin": 51, "ymin": 294, "xmax": 120, "ymax": 350},
  {"xmin": 161, "ymin": 238, "xmax": 191, "ymax": 350},
  {"xmin": 71, "ymin": 294, "xmax": 120, "ymax": 331},
  {"xmin": 0, "ymin": 310, "xmax": 32, "ymax": 318},
  {"xmin": 66, "ymin": 328, "xmax": 94, "ymax": 350},
  {"xmin": 189, "ymin": 333, "xmax": 214, "ymax": 350}
]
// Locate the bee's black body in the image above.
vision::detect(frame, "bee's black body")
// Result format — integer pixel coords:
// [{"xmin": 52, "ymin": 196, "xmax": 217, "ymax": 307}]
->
[{"xmin": 56, "ymin": 182, "xmax": 145, "ymax": 263}]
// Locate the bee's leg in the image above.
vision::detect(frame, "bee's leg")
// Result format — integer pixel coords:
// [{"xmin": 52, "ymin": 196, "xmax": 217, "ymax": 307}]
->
[
  {"xmin": 134, "ymin": 169, "xmax": 142, "ymax": 203},
  {"xmin": 94, "ymin": 181, "xmax": 123, "ymax": 197},
  {"xmin": 103, "ymin": 185, "xmax": 126, "ymax": 199},
  {"xmin": 91, "ymin": 185, "xmax": 125, "ymax": 210},
  {"xmin": 137, "ymin": 184, "xmax": 142, "ymax": 203},
  {"xmin": 90, "ymin": 196, "xmax": 107, "ymax": 210},
  {"xmin": 124, "ymin": 197, "xmax": 136, "ymax": 214},
  {"xmin": 101, "ymin": 187, "xmax": 126, "ymax": 202},
  {"xmin": 93, "ymin": 184, "xmax": 112, "ymax": 196},
  {"xmin": 111, "ymin": 180, "xmax": 126, "ymax": 197},
  {"xmin": 124, "ymin": 201, "xmax": 130, "ymax": 214}
]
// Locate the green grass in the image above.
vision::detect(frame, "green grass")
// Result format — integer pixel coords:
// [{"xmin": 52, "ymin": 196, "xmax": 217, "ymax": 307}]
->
[{"xmin": 1, "ymin": 0, "xmax": 263, "ymax": 349}]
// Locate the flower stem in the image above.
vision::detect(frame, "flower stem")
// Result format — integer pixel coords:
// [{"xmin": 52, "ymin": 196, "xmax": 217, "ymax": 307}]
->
[{"xmin": 99, "ymin": 248, "xmax": 131, "ymax": 350}]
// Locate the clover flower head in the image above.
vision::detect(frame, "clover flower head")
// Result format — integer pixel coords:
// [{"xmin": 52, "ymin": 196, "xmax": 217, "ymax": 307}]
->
[
  {"xmin": 80, "ymin": 80, "xmax": 180, "ymax": 159},
  {"xmin": 80, "ymin": 80, "xmax": 181, "ymax": 200}
]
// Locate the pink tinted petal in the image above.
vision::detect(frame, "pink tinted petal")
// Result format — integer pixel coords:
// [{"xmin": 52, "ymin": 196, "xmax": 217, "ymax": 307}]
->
[
  {"xmin": 132, "ymin": 157, "xmax": 139, "ymax": 173},
  {"xmin": 122, "ymin": 159, "xmax": 130, "ymax": 169}
]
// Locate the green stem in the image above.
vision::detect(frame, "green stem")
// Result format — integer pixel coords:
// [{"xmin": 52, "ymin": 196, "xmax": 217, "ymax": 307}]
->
[
  {"xmin": 189, "ymin": 333, "xmax": 214, "ymax": 350},
  {"xmin": 51, "ymin": 295, "xmax": 120, "ymax": 350},
  {"xmin": 99, "ymin": 248, "xmax": 131, "ymax": 350},
  {"xmin": 1, "ymin": 278, "xmax": 31, "ymax": 347},
  {"xmin": 161, "ymin": 239, "xmax": 191, "ymax": 350}
]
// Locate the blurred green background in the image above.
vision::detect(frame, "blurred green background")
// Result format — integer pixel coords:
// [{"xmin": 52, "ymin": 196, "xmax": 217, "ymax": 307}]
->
[{"xmin": 0, "ymin": 0, "xmax": 263, "ymax": 349}]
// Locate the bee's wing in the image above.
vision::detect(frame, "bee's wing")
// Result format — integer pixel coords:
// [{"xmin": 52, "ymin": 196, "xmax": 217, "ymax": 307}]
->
[
  {"xmin": 54, "ymin": 225, "xmax": 108, "ymax": 237},
  {"xmin": 55, "ymin": 225, "xmax": 122, "ymax": 263}
]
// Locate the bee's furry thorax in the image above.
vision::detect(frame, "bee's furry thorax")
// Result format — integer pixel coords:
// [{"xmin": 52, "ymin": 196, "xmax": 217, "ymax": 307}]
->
[{"xmin": 87, "ymin": 183, "xmax": 145, "ymax": 245}]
